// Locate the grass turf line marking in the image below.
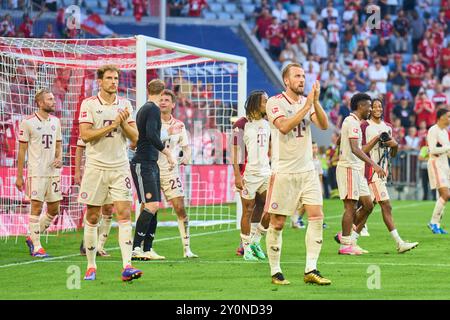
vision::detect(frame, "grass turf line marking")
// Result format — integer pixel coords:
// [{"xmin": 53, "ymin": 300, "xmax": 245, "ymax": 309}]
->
[{"xmin": 0, "ymin": 228, "xmax": 235, "ymax": 269}]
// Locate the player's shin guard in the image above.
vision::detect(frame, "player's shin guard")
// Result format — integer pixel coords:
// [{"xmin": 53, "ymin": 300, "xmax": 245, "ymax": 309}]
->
[
  {"xmin": 84, "ymin": 220, "xmax": 98, "ymax": 269},
  {"xmin": 305, "ymin": 219, "xmax": 323, "ymax": 273},
  {"xmin": 431, "ymin": 197, "xmax": 446, "ymax": 225},
  {"xmin": 132, "ymin": 208, "xmax": 154, "ymax": 249},
  {"xmin": 39, "ymin": 213, "xmax": 54, "ymax": 233},
  {"xmin": 266, "ymin": 224, "xmax": 282, "ymax": 276},
  {"xmin": 97, "ymin": 215, "xmax": 112, "ymax": 251},
  {"xmin": 118, "ymin": 220, "xmax": 133, "ymax": 268},
  {"xmin": 29, "ymin": 215, "xmax": 41, "ymax": 251},
  {"xmin": 177, "ymin": 216, "xmax": 190, "ymax": 250}
]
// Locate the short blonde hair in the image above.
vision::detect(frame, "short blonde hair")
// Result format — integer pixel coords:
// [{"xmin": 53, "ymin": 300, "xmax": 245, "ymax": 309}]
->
[
  {"xmin": 281, "ymin": 63, "xmax": 302, "ymax": 82},
  {"xmin": 147, "ymin": 79, "xmax": 165, "ymax": 95},
  {"xmin": 35, "ymin": 88, "xmax": 52, "ymax": 104},
  {"xmin": 97, "ymin": 65, "xmax": 120, "ymax": 79}
]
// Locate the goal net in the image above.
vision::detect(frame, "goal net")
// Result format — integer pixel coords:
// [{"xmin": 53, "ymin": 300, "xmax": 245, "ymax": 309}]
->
[{"xmin": 0, "ymin": 35, "xmax": 246, "ymax": 240}]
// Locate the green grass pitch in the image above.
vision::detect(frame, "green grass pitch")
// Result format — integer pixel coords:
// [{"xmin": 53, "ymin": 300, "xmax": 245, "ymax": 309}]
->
[{"xmin": 1, "ymin": 199, "xmax": 450, "ymax": 300}]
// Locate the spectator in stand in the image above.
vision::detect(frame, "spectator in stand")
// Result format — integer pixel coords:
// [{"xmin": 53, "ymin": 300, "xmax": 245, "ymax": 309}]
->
[
  {"xmin": 392, "ymin": 117, "xmax": 406, "ymax": 145},
  {"xmin": 343, "ymin": 80, "xmax": 358, "ymax": 101},
  {"xmin": 42, "ymin": 23, "xmax": 55, "ymax": 38},
  {"xmin": 393, "ymin": 9, "xmax": 410, "ymax": 53},
  {"xmin": 372, "ymin": 36, "xmax": 391, "ymax": 66},
  {"xmin": 414, "ymin": 90, "xmax": 436, "ymax": 128},
  {"xmin": 384, "ymin": 90, "xmax": 396, "ymax": 123},
  {"xmin": 337, "ymin": 97, "xmax": 351, "ymax": 128},
  {"xmin": 422, "ymin": 69, "xmax": 437, "ymax": 98},
  {"xmin": 133, "ymin": 0, "xmax": 147, "ymax": 22},
  {"xmin": 169, "ymin": 0, "xmax": 185, "ymax": 17},
  {"xmin": 253, "ymin": 7, "xmax": 272, "ymax": 49},
  {"xmin": 417, "ymin": 120, "xmax": 428, "ymax": 144},
  {"xmin": 394, "ymin": 96, "xmax": 415, "ymax": 128},
  {"xmin": 329, "ymin": 102, "xmax": 340, "ymax": 126},
  {"xmin": 279, "ymin": 42, "xmax": 296, "ymax": 70},
  {"xmin": 323, "ymin": 87, "xmax": 341, "ymax": 112},
  {"xmin": 311, "ymin": 29, "xmax": 328, "ymax": 61},
  {"xmin": 419, "ymin": 36, "xmax": 440, "ymax": 71},
  {"xmin": 306, "ymin": 12, "xmax": 319, "ymax": 35},
  {"xmin": 377, "ymin": 14, "xmax": 394, "ymax": 48},
  {"xmin": 394, "ymin": 84, "xmax": 413, "ymax": 105},
  {"xmin": 440, "ymin": 42, "xmax": 450, "ymax": 77},
  {"xmin": 272, "ymin": 1, "xmax": 288, "ymax": 23},
  {"xmin": 342, "ymin": 29, "xmax": 358, "ymax": 54},
  {"xmin": 320, "ymin": 0, "xmax": 339, "ymax": 20},
  {"xmin": 188, "ymin": 0, "xmax": 208, "ymax": 17},
  {"xmin": 296, "ymin": 14, "xmax": 307, "ymax": 30},
  {"xmin": 322, "ymin": 60, "xmax": 343, "ymax": 83},
  {"xmin": 326, "ymin": 132, "xmax": 340, "ymax": 198},
  {"xmin": 302, "ymin": 54, "xmax": 321, "ymax": 75},
  {"xmin": 284, "ymin": 15, "xmax": 305, "ymax": 45},
  {"xmin": 339, "ymin": 47, "xmax": 354, "ymax": 77},
  {"xmin": 322, "ymin": 70, "xmax": 343, "ymax": 96},
  {"xmin": 409, "ymin": 10, "xmax": 426, "ymax": 54},
  {"xmin": 404, "ymin": 126, "xmax": 421, "ymax": 151},
  {"xmin": 432, "ymin": 83, "xmax": 449, "ymax": 109},
  {"xmin": 253, "ymin": 0, "xmax": 271, "ymax": 19},
  {"xmin": 367, "ymin": 81, "xmax": 381, "ymax": 99},
  {"xmin": 304, "ymin": 62, "xmax": 318, "ymax": 94},
  {"xmin": 389, "ymin": 54, "xmax": 407, "ymax": 93},
  {"xmin": 56, "ymin": 8, "xmax": 65, "ymax": 36},
  {"xmin": 266, "ymin": 16, "xmax": 283, "ymax": 60},
  {"xmin": 442, "ymin": 69, "xmax": 450, "ymax": 101},
  {"xmin": 407, "ymin": 54, "xmax": 426, "ymax": 97},
  {"xmin": 352, "ymin": 50, "xmax": 369, "ymax": 70},
  {"xmin": 348, "ymin": 65, "xmax": 368, "ymax": 92},
  {"xmin": 327, "ymin": 16, "xmax": 340, "ymax": 55},
  {"xmin": 0, "ymin": 14, "xmax": 15, "ymax": 37},
  {"xmin": 293, "ymin": 34, "xmax": 308, "ymax": 65},
  {"xmin": 19, "ymin": 12, "xmax": 41, "ymax": 38},
  {"xmin": 342, "ymin": 2, "xmax": 357, "ymax": 23},
  {"xmin": 368, "ymin": 59, "xmax": 388, "ymax": 95}
]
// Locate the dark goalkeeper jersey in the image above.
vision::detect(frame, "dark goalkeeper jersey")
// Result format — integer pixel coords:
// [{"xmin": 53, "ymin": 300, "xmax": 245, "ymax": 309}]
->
[{"xmin": 132, "ymin": 101, "xmax": 165, "ymax": 163}]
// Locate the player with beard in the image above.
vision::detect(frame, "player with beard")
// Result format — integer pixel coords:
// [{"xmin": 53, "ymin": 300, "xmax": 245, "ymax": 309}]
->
[
  {"xmin": 18, "ymin": 89, "xmax": 62, "ymax": 258},
  {"xmin": 264, "ymin": 63, "xmax": 331, "ymax": 285},
  {"xmin": 336, "ymin": 93, "xmax": 386, "ymax": 256}
]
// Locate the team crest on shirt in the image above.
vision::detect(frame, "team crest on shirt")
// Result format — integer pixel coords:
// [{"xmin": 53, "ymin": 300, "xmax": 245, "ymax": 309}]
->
[
  {"xmin": 80, "ymin": 192, "xmax": 88, "ymax": 199},
  {"xmin": 51, "ymin": 125, "xmax": 56, "ymax": 131},
  {"xmin": 272, "ymin": 107, "xmax": 279, "ymax": 114},
  {"xmin": 381, "ymin": 192, "xmax": 386, "ymax": 197},
  {"xmin": 242, "ymin": 189, "xmax": 248, "ymax": 196},
  {"xmin": 271, "ymin": 203, "xmax": 278, "ymax": 209},
  {"xmin": 353, "ymin": 128, "xmax": 359, "ymax": 133},
  {"xmin": 354, "ymin": 191, "xmax": 358, "ymax": 196},
  {"xmin": 32, "ymin": 191, "xmax": 37, "ymax": 196},
  {"xmin": 146, "ymin": 193, "xmax": 152, "ymax": 200}
]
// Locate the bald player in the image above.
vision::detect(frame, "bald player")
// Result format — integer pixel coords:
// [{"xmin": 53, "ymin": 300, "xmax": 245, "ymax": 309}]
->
[
  {"xmin": 17, "ymin": 88, "xmax": 62, "ymax": 258},
  {"xmin": 265, "ymin": 63, "xmax": 331, "ymax": 285}
]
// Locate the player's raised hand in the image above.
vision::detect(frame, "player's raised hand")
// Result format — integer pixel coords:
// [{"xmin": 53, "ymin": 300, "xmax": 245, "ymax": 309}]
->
[
  {"xmin": 313, "ymin": 80, "xmax": 320, "ymax": 103},
  {"xmin": 305, "ymin": 86, "xmax": 315, "ymax": 108},
  {"xmin": 112, "ymin": 112, "xmax": 124, "ymax": 128},
  {"xmin": 119, "ymin": 109, "xmax": 130, "ymax": 126},
  {"xmin": 15, "ymin": 176, "xmax": 24, "ymax": 192},
  {"xmin": 373, "ymin": 164, "xmax": 386, "ymax": 179},
  {"xmin": 168, "ymin": 122, "xmax": 184, "ymax": 135}
]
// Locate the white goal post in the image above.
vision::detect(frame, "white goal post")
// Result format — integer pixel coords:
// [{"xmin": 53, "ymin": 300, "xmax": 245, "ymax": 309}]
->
[{"xmin": 0, "ymin": 35, "xmax": 246, "ymax": 239}]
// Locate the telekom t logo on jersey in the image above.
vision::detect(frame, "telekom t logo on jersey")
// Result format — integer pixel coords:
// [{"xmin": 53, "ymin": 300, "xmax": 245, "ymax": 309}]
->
[{"xmin": 42, "ymin": 134, "xmax": 53, "ymax": 149}]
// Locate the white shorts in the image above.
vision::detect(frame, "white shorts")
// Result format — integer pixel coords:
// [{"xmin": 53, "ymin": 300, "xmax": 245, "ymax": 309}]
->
[
  {"xmin": 78, "ymin": 167, "xmax": 133, "ymax": 206},
  {"xmin": 27, "ymin": 176, "xmax": 62, "ymax": 203},
  {"xmin": 369, "ymin": 179, "xmax": 390, "ymax": 202},
  {"xmin": 428, "ymin": 159, "xmax": 450, "ymax": 190},
  {"xmin": 336, "ymin": 166, "xmax": 370, "ymax": 200},
  {"xmin": 240, "ymin": 173, "xmax": 269, "ymax": 200},
  {"xmin": 265, "ymin": 170, "xmax": 323, "ymax": 216},
  {"xmin": 160, "ymin": 174, "xmax": 185, "ymax": 201}
]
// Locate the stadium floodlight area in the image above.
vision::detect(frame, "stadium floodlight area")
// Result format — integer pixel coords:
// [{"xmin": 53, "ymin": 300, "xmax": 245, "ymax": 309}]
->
[{"xmin": 0, "ymin": 35, "xmax": 246, "ymax": 240}]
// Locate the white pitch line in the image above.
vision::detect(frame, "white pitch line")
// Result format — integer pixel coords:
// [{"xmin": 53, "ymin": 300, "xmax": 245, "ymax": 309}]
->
[
  {"xmin": 19, "ymin": 259, "xmax": 450, "ymax": 268},
  {"xmin": 0, "ymin": 228, "xmax": 236, "ymax": 269}
]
